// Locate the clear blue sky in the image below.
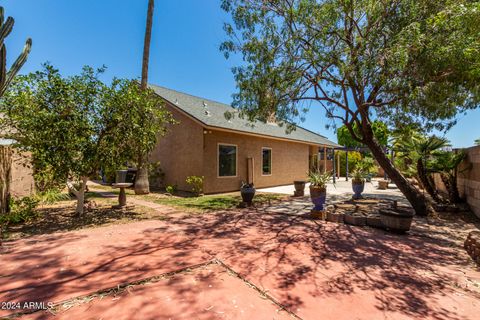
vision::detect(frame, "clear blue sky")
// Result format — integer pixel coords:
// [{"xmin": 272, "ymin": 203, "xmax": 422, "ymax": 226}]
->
[{"xmin": 3, "ymin": 0, "xmax": 480, "ymax": 147}]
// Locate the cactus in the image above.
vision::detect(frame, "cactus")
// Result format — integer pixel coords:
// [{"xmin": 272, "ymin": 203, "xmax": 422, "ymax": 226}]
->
[{"xmin": 0, "ymin": 6, "xmax": 32, "ymax": 97}]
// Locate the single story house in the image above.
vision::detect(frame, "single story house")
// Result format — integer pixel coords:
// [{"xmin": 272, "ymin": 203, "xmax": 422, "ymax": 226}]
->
[{"xmin": 149, "ymin": 85, "xmax": 340, "ymax": 194}]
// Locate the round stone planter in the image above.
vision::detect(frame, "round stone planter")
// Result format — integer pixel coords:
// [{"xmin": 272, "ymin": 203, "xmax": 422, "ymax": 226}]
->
[
  {"xmin": 366, "ymin": 213, "xmax": 384, "ymax": 228},
  {"xmin": 344, "ymin": 213, "xmax": 367, "ymax": 226},
  {"xmin": 379, "ymin": 208, "xmax": 414, "ymax": 233}
]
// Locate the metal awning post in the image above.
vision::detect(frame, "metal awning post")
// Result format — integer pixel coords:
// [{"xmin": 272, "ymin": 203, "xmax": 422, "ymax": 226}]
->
[
  {"xmin": 345, "ymin": 150, "xmax": 349, "ymax": 181},
  {"xmin": 332, "ymin": 148, "xmax": 336, "ymax": 183}
]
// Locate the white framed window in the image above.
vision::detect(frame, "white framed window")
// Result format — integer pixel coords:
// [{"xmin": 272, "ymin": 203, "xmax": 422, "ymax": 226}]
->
[
  {"xmin": 218, "ymin": 143, "xmax": 237, "ymax": 177},
  {"xmin": 262, "ymin": 147, "xmax": 272, "ymax": 175}
]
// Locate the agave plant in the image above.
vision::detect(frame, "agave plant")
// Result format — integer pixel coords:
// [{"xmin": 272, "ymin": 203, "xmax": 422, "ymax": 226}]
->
[
  {"xmin": 307, "ymin": 170, "xmax": 331, "ymax": 189},
  {"xmin": 0, "ymin": 6, "xmax": 32, "ymax": 97},
  {"xmin": 350, "ymin": 167, "xmax": 368, "ymax": 183}
]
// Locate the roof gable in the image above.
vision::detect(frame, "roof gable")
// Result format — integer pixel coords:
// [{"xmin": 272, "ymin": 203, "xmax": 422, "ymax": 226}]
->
[{"xmin": 149, "ymin": 84, "xmax": 340, "ymax": 147}]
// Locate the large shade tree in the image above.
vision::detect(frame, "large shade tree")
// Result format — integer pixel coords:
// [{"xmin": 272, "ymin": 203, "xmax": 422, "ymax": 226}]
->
[{"xmin": 221, "ymin": 0, "xmax": 480, "ymax": 215}]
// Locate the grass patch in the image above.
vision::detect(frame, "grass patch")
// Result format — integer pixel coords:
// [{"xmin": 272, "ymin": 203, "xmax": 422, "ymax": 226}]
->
[{"xmin": 147, "ymin": 193, "xmax": 284, "ymax": 213}]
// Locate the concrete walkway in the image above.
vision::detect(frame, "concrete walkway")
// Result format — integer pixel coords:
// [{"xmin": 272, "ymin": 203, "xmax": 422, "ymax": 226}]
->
[
  {"xmin": 257, "ymin": 178, "xmax": 404, "ymax": 198},
  {"xmin": 1, "ymin": 202, "xmax": 479, "ymax": 319}
]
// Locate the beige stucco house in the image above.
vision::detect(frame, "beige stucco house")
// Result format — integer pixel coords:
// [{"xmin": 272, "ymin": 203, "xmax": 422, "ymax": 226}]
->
[{"xmin": 149, "ymin": 85, "xmax": 340, "ymax": 194}]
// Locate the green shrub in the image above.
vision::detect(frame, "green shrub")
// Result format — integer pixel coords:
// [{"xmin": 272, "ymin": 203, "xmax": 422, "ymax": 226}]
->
[
  {"xmin": 337, "ymin": 151, "xmax": 362, "ymax": 176},
  {"xmin": 35, "ymin": 189, "xmax": 71, "ymax": 204},
  {"xmin": 186, "ymin": 175, "xmax": 204, "ymax": 196},
  {"xmin": 165, "ymin": 184, "xmax": 177, "ymax": 195},
  {"xmin": 0, "ymin": 196, "xmax": 40, "ymax": 225},
  {"xmin": 148, "ymin": 161, "xmax": 165, "ymax": 187}
]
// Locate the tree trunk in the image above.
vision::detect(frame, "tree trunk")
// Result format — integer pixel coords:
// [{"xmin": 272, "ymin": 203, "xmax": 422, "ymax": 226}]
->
[
  {"xmin": 0, "ymin": 146, "xmax": 12, "ymax": 216},
  {"xmin": 363, "ymin": 135, "xmax": 432, "ymax": 216},
  {"xmin": 68, "ymin": 176, "xmax": 89, "ymax": 215},
  {"xmin": 440, "ymin": 173, "xmax": 461, "ymax": 204},
  {"xmin": 134, "ymin": 166, "xmax": 150, "ymax": 195},
  {"xmin": 0, "ymin": 146, "xmax": 12, "ymax": 246},
  {"xmin": 140, "ymin": 0, "xmax": 154, "ymax": 90},
  {"xmin": 134, "ymin": 0, "xmax": 155, "ymax": 195}
]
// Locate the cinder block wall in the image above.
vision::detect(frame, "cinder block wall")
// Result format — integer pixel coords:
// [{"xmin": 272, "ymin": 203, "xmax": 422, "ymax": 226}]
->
[{"xmin": 457, "ymin": 145, "xmax": 480, "ymax": 218}]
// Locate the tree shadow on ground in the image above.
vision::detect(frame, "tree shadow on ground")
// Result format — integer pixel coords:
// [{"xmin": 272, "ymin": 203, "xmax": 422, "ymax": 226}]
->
[
  {"xmin": 1, "ymin": 198, "xmax": 479, "ymax": 320},
  {"xmin": 165, "ymin": 206, "xmax": 479, "ymax": 320},
  {"xmin": 3, "ymin": 199, "xmax": 168, "ymax": 240}
]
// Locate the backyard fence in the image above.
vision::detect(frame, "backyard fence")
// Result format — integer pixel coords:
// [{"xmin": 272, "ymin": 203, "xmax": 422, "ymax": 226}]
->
[{"xmin": 456, "ymin": 145, "xmax": 480, "ymax": 218}]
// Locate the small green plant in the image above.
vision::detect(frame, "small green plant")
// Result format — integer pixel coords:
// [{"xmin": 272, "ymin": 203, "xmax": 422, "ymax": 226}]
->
[
  {"xmin": 350, "ymin": 167, "xmax": 368, "ymax": 183},
  {"xmin": 307, "ymin": 170, "xmax": 332, "ymax": 189},
  {"xmin": 148, "ymin": 161, "xmax": 165, "ymax": 187},
  {"xmin": 0, "ymin": 196, "xmax": 40, "ymax": 225},
  {"xmin": 165, "ymin": 184, "xmax": 177, "ymax": 195},
  {"xmin": 186, "ymin": 176, "xmax": 204, "ymax": 196}
]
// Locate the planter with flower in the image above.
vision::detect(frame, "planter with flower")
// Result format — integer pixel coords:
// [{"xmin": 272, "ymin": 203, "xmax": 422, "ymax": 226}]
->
[
  {"xmin": 308, "ymin": 171, "xmax": 331, "ymax": 214},
  {"xmin": 350, "ymin": 168, "xmax": 367, "ymax": 199}
]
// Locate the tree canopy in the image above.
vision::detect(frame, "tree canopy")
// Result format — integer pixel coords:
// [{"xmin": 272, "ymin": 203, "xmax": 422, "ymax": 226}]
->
[
  {"xmin": 221, "ymin": 0, "xmax": 480, "ymax": 216},
  {"xmin": 337, "ymin": 121, "xmax": 388, "ymax": 148},
  {"xmin": 0, "ymin": 64, "xmax": 174, "ymax": 214}
]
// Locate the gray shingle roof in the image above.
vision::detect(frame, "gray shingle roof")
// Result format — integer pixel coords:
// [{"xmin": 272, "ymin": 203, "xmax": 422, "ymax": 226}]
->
[{"xmin": 149, "ymin": 84, "xmax": 340, "ymax": 147}]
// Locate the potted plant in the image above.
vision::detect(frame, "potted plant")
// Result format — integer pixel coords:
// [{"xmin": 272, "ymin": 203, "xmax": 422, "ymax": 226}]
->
[
  {"xmin": 293, "ymin": 180, "xmax": 306, "ymax": 196},
  {"xmin": 307, "ymin": 170, "xmax": 331, "ymax": 211},
  {"xmin": 350, "ymin": 168, "xmax": 367, "ymax": 199},
  {"xmin": 240, "ymin": 182, "xmax": 255, "ymax": 204}
]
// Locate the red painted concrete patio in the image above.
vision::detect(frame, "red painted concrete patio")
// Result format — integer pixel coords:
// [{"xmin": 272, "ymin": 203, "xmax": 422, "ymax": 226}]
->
[{"xmin": 1, "ymin": 208, "xmax": 479, "ymax": 319}]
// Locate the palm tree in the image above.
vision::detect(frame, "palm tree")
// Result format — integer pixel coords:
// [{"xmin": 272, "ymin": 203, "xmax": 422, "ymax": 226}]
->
[
  {"xmin": 393, "ymin": 134, "xmax": 449, "ymax": 203},
  {"xmin": 135, "ymin": 0, "xmax": 155, "ymax": 195},
  {"xmin": 414, "ymin": 136, "xmax": 450, "ymax": 203},
  {"xmin": 429, "ymin": 151, "xmax": 466, "ymax": 203},
  {"xmin": 475, "ymin": 138, "xmax": 480, "ymax": 146}
]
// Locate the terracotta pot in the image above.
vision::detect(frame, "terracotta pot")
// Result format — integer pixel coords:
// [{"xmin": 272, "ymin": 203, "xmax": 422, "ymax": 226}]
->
[
  {"xmin": 293, "ymin": 180, "xmax": 306, "ymax": 196},
  {"xmin": 310, "ymin": 186, "xmax": 326, "ymax": 211},
  {"xmin": 379, "ymin": 208, "xmax": 414, "ymax": 232},
  {"xmin": 378, "ymin": 180, "xmax": 389, "ymax": 190},
  {"xmin": 351, "ymin": 180, "xmax": 365, "ymax": 199}
]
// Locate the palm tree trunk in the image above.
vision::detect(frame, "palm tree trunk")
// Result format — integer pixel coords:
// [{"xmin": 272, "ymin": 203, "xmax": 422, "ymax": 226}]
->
[
  {"xmin": 135, "ymin": 0, "xmax": 155, "ymax": 195},
  {"xmin": 416, "ymin": 159, "xmax": 442, "ymax": 203}
]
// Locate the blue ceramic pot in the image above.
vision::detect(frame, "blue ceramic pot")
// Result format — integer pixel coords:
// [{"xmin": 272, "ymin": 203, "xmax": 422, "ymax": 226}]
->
[
  {"xmin": 352, "ymin": 181, "xmax": 365, "ymax": 199},
  {"xmin": 310, "ymin": 186, "xmax": 327, "ymax": 210},
  {"xmin": 241, "ymin": 187, "xmax": 256, "ymax": 203}
]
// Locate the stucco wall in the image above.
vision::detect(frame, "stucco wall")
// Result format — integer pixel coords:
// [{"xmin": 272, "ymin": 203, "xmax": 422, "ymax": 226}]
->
[
  {"xmin": 202, "ymin": 129, "xmax": 325, "ymax": 193},
  {"xmin": 149, "ymin": 103, "xmax": 204, "ymax": 191},
  {"xmin": 457, "ymin": 145, "xmax": 480, "ymax": 218}
]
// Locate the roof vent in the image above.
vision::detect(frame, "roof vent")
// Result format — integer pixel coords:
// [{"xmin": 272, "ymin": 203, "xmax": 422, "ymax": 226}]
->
[{"xmin": 202, "ymin": 101, "xmax": 211, "ymax": 116}]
